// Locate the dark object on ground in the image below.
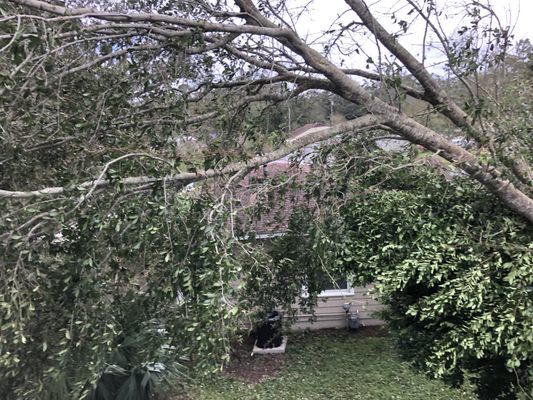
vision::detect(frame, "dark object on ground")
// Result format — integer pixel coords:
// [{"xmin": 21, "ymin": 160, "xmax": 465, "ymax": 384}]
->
[
  {"xmin": 255, "ymin": 311, "xmax": 282, "ymax": 348},
  {"xmin": 348, "ymin": 313, "xmax": 362, "ymax": 330},
  {"xmin": 90, "ymin": 366, "xmax": 155, "ymax": 400}
]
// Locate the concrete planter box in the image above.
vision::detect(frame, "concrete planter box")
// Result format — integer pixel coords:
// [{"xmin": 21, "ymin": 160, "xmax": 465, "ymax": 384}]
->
[{"xmin": 252, "ymin": 336, "xmax": 288, "ymax": 355}]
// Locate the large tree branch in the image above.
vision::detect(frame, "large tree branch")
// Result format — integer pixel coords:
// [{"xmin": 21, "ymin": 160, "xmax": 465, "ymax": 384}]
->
[
  {"xmin": 0, "ymin": 115, "xmax": 380, "ymax": 199},
  {"xmin": 8, "ymin": 0, "xmax": 292, "ymax": 38},
  {"xmin": 5, "ymin": 0, "xmax": 533, "ymax": 223},
  {"xmin": 233, "ymin": 0, "xmax": 533, "ymax": 223},
  {"xmin": 383, "ymin": 113, "xmax": 533, "ymax": 222},
  {"xmin": 345, "ymin": 0, "xmax": 474, "ymax": 129},
  {"xmin": 343, "ymin": 0, "xmax": 529, "ymax": 185}
]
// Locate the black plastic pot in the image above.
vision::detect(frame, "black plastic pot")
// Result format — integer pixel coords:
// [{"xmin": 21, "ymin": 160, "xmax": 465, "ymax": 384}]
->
[
  {"xmin": 348, "ymin": 313, "xmax": 362, "ymax": 330},
  {"xmin": 255, "ymin": 311, "xmax": 283, "ymax": 348}
]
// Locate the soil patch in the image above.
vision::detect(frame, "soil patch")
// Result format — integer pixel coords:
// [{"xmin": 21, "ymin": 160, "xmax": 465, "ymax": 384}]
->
[
  {"xmin": 223, "ymin": 338, "xmax": 286, "ymax": 385},
  {"xmin": 352, "ymin": 325, "xmax": 389, "ymax": 337}
]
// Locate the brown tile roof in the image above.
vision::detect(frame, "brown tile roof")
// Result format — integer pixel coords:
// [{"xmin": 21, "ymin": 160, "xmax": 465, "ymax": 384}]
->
[
  {"xmin": 230, "ymin": 123, "xmax": 329, "ymax": 237},
  {"xmin": 233, "ymin": 161, "xmax": 312, "ymax": 237}
]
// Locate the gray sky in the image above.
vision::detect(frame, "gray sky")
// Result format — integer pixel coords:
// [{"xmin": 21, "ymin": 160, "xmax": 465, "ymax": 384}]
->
[
  {"xmin": 303, "ymin": 0, "xmax": 531, "ymax": 39},
  {"xmin": 290, "ymin": 0, "xmax": 531, "ymax": 73}
]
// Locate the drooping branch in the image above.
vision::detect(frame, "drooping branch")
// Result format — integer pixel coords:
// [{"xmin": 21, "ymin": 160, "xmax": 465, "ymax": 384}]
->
[
  {"xmin": 283, "ymin": 64, "xmax": 428, "ymax": 101},
  {"xmin": 0, "ymin": 115, "xmax": 380, "ymax": 199},
  {"xmin": 114, "ymin": 88, "xmax": 309, "ymax": 130},
  {"xmin": 186, "ymin": 33, "xmax": 241, "ymax": 55},
  {"xmin": 341, "ymin": 69, "xmax": 427, "ymax": 100},
  {"xmin": 58, "ymin": 43, "xmax": 166, "ymax": 79}
]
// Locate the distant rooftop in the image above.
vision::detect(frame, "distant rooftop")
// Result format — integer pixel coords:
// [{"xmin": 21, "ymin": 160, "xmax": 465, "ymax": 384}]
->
[
  {"xmin": 233, "ymin": 123, "xmax": 331, "ymax": 237},
  {"xmin": 288, "ymin": 122, "xmax": 329, "ymax": 141}
]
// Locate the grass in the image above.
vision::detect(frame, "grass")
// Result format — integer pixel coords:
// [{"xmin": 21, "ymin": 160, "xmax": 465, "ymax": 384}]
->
[{"xmin": 187, "ymin": 329, "xmax": 476, "ymax": 400}]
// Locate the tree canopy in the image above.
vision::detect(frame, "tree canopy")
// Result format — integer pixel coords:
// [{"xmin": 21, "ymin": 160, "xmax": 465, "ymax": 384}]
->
[{"xmin": 1, "ymin": 0, "xmax": 532, "ymax": 398}]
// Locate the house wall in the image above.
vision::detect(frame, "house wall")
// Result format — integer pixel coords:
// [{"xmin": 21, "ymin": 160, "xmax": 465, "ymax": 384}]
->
[{"xmin": 286, "ymin": 286, "xmax": 385, "ymax": 331}]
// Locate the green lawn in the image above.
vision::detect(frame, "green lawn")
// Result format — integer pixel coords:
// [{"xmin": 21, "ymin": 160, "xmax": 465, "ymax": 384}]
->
[{"xmin": 188, "ymin": 329, "xmax": 476, "ymax": 400}]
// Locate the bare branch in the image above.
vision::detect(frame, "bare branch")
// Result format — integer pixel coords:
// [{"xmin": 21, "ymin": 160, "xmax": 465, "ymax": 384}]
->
[
  {"xmin": 8, "ymin": 0, "xmax": 293, "ymax": 38},
  {"xmin": 58, "ymin": 43, "xmax": 165, "ymax": 79},
  {"xmin": 345, "ymin": 0, "xmax": 476, "ymax": 131},
  {"xmin": 0, "ymin": 116, "xmax": 380, "ymax": 199}
]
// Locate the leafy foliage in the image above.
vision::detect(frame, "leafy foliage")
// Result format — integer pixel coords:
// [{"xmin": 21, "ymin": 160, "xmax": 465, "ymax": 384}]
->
[
  {"xmin": 0, "ymin": 0, "xmax": 532, "ymax": 399},
  {"xmin": 0, "ymin": 189, "xmax": 253, "ymax": 399},
  {"xmin": 275, "ymin": 149, "xmax": 532, "ymax": 398}
]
